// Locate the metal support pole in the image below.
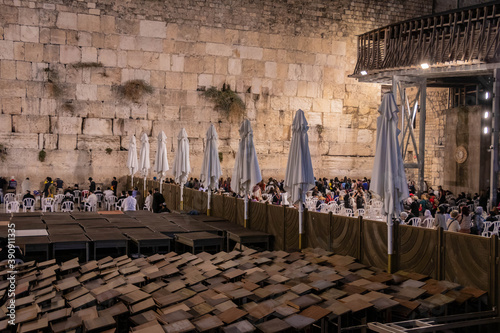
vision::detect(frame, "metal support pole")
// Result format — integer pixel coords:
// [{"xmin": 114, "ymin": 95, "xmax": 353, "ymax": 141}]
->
[
  {"xmin": 418, "ymin": 79, "xmax": 427, "ymax": 195},
  {"xmin": 299, "ymin": 201, "xmax": 304, "ymax": 250},
  {"xmin": 490, "ymin": 68, "xmax": 500, "ymax": 210}
]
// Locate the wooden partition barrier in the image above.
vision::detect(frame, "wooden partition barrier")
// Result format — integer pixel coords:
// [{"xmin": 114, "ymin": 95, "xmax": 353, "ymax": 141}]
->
[{"xmin": 149, "ymin": 179, "xmax": 500, "ymax": 306}]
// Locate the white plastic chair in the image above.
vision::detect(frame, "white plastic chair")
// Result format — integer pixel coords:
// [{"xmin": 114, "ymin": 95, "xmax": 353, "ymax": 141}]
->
[
  {"xmin": 343, "ymin": 208, "xmax": 353, "ymax": 217},
  {"xmin": 6, "ymin": 201, "xmax": 20, "ymax": 213},
  {"xmin": 22, "ymin": 198, "xmax": 35, "ymax": 212},
  {"xmin": 319, "ymin": 203, "xmax": 329, "ymax": 213},
  {"xmin": 115, "ymin": 198, "xmax": 125, "ymax": 211},
  {"xmin": 482, "ymin": 231, "xmax": 495, "ymax": 238},
  {"xmin": 42, "ymin": 198, "xmax": 55, "ymax": 212},
  {"xmin": 4, "ymin": 193, "xmax": 15, "ymax": 212},
  {"xmin": 420, "ymin": 218, "xmax": 434, "ymax": 228},
  {"xmin": 15, "ymin": 194, "xmax": 23, "ymax": 202},
  {"xmin": 84, "ymin": 201, "xmax": 97, "ymax": 212},
  {"xmin": 96, "ymin": 193, "xmax": 104, "ymax": 208},
  {"xmin": 106, "ymin": 196, "xmax": 117, "ymax": 210},
  {"xmin": 73, "ymin": 190, "xmax": 81, "ymax": 206},
  {"xmin": 61, "ymin": 201, "xmax": 74, "ymax": 212},
  {"xmin": 54, "ymin": 194, "xmax": 65, "ymax": 212},
  {"xmin": 408, "ymin": 217, "xmax": 421, "ymax": 227},
  {"xmin": 357, "ymin": 209, "xmax": 365, "ymax": 217}
]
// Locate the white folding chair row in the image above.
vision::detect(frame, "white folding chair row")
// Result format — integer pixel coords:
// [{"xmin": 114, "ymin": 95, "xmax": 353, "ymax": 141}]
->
[
  {"xmin": 482, "ymin": 230, "xmax": 498, "ymax": 238},
  {"xmin": 54, "ymin": 194, "xmax": 65, "ymax": 212},
  {"xmin": 4, "ymin": 193, "xmax": 16, "ymax": 212}
]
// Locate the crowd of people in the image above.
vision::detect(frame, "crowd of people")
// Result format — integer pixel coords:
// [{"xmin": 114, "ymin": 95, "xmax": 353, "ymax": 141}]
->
[{"xmin": 4, "ymin": 174, "xmax": 500, "ymax": 237}]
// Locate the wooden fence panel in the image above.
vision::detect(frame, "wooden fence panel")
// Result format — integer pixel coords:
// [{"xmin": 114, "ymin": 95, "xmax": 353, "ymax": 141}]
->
[
  {"xmin": 285, "ymin": 207, "xmax": 299, "ymax": 251},
  {"xmin": 331, "ymin": 215, "xmax": 359, "ymax": 258},
  {"xmin": 251, "ymin": 202, "xmax": 267, "ymax": 232},
  {"xmin": 398, "ymin": 225, "xmax": 439, "ymax": 278},
  {"xmin": 361, "ymin": 219, "xmax": 387, "ymax": 271},
  {"xmin": 267, "ymin": 205, "xmax": 285, "ymax": 251},
  {"xmin": 192, "ymin": 190, "xmax": 203, "ymax": 212},
  {"xmin": 443, "ymin": 232, "xmax": 490, "ymax": 292},
  {"xmin": 223, "ymin": 196, "xmax": 237, "ymax": 223},
  {"xmin": 306, "ymin": 211, "xmax": 331, "ymax": 251},
  {"xmin": 184, "ymin": 188, "xmax": 195, "ymax": 211},
  {"xmin": 211, "ymin": 194, "xmax": 224, "ymax": 218},
  {"xmin": 236, "ymin": 199, "xmax": 245, "ymax": 226}
]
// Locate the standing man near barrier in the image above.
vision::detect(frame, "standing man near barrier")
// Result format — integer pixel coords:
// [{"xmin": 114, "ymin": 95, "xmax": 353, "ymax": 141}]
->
[
  {"xmin": 111, "ymin": 177, "xmax": 118, "ymax": 196},
  {"xmin": 123, "ymin": 191, "xmax": 137, "ymax": 211},
  {"xmin": 152, "ymin": 188, "xmax": 165, "ymax": 213}
]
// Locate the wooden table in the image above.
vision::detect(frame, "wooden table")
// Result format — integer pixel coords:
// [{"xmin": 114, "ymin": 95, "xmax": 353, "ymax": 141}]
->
[
  {"xmin": 49, "ymin": 233, "xmax": 89, "ymax": 262},
  {"xmin": 15, "ymin": 236, "xmax": 51, "ymax": 261},
  {"xmin": 175, "ymin": 232, "xmax": 224, "ymax": 254},
  {"xmin": 227, "ymin": 229, "xmax": 271, "ymax": 250},
  {"xmin": 123, "ymin": 229, "xmax": 171, "ymax": 255},
  {"xmin": 85, "ymin": 231, "xmax": 129, "ymax": 259}
]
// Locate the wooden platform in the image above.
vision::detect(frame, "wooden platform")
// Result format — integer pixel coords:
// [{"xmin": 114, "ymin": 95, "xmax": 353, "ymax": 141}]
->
[{"xmin": 4, "ymin": 211, "xmax": 272, "ymax": 261}]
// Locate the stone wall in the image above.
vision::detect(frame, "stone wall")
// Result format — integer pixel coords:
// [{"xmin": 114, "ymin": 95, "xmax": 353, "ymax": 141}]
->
[{"xmin": 0, "ymin": 0, "xmax": 434, "ymax": 191}]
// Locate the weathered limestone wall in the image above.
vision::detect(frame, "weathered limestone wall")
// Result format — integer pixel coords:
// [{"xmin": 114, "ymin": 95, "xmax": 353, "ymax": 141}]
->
[{"xmin": 0, "ymin": 0, "xmax": 434, "ymax": 191}]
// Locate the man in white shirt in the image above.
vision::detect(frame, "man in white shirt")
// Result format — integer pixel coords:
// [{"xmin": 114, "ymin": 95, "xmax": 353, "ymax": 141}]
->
[
  {"xmin": 103, "ymin": 187, "xmax": 114, "ymax": 198},
  {"xmin": 86, "ymin": 191, "xmax": 98, "ymax": 211},
  {"xmin": 123, "ymin": 191, "xmax": 137, "ymax": 211}
]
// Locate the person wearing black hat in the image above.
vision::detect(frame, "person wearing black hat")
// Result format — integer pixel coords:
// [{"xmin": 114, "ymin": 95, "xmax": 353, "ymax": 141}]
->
[{"xmin": 88, "ymin": 177, "xmax": 96, "ymax": 192}]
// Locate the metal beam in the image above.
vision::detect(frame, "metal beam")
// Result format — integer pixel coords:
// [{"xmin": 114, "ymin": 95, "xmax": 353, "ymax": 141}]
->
[
  {"xmin": 490, "ymin": 68, "xmax": 500, "ymax": 210},
  {"xmin": 419, "ymin": 79, "xmax": 427, "ymax": 195}
]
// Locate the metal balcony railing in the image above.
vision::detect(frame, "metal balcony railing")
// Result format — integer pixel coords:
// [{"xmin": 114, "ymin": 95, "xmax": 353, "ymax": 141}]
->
[{"xmin": 353, "ymin": 1, "xmax": 500, "ymax": 76}]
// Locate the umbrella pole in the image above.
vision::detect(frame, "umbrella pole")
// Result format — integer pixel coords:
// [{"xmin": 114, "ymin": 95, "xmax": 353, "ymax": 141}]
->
[
  {"xmin": 180, "ymin": 184, "xmax": 184, "ymax": 211},
  {"xmin": 131, "ymin": 175, "xmax": 134, "ymax": 190},
  {"xmin": 387, "ymin": 214, "xmax": 394, "ymax": 273},
  {"xmin": 159, "ymin": 177, "xmax": 163, "ymax": 193},
  {"xmin": 143, "ymin": 177, "xmax": 146, "ymax": 198},
  {"xmin": 244, "ymin": 195, "xmax": 248, "ymax": 228},
  {"xmin": 207, "ymin": 190, "xmax": 211, "ymax": 216},
  {"xmin": 299, "ymin": 201, "xmax": 304, "ymax": 250}
]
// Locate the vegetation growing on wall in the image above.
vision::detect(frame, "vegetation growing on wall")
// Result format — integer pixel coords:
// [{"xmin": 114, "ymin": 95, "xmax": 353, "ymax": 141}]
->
[
  {"xmin": 38, "ymin": 150, "xmax": 46, "ymax": 162},
  {"xmin": 116, "ymin": 80, "xmax": 154, "ymax": 103},
  {"xmin": 202, "ymin": 84, "xmax": 245, "ymax": 116},
  {"xmin": 71, "ymin": 62, "xmax": 103, "ymax": 69}
]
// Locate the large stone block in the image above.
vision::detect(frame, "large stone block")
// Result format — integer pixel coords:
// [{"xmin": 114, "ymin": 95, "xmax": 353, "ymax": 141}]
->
[
  {"xmin": 20, "ymin": 26, "xmax": 39, "ymax": 43},
  {"xmin": 24, "ymin": 43, "xmax": 43, "ymax": 62},
  {"xmin": 78, "ymin": 14, "xmax": 101, "ymax": 33},
  {"xmin": 171, "ymin": 55, "xmax": 184, "ymax": 72},
  {"xmin": 139, "ymin": 20, "xmax": 166, "ymax": 38},
  {"xmin": 97, "ymin": 49, "xmax": 117, "ymax": 67},
  {"xmin": 0, "ymin": 41, "xmax": 14, "ymax": 60},
  {"xmin": 43, "ymin": 134, "xmax": 58, "ymax": 150},
  {"xmin": 228, "ymin": 59, "xmax": 241, "ymax": 76},
  {"xmin": 0, "ymin": 80, "xmax": 26, "ymax": 98},
  {"xmin": 12, "ymin": 115, "xmax": 50, "ymax": 133},
  {"xmin": 76, "ymin": 84, "xmax": 97, "ymax": 101},
  {"xmin": 51, "ymin": 116, "xmax": 82, "ymax": 134},
  {"xmin": 81, "ymin": 47, "xmax": 97, "ymax": 63},
  {"xmin": 18, "ymin": 8, "xmax": 38, "ymax": 26},
  {"xmin": 136, "ymin": 37, "xmax": 163, "ymax": 52},
  {"xmin": 206, "ymin": 43, "xmax": 232, "ymax": 57},
  {"xmin": 2, "ymin": 97, "xmax": 23, "ymax": 114},
  {"xmin": 50, "ymin": 29, "xmax": 66, "ymax": 45},
  {"xmin": 58, "ymin": 134, "xmax": 77, "ymax": 150},
  {"xmin": 101, "ymin": 15, "xmax": 115, "ymax": 34},
  {"xmin": 289, "ymin": 97, "xmax": 312, "ymax": 112},
  {"xmin": 113, "ymin": 118, "xmax": 152, "ymax": 137},
  {"xmin": 39, "ymin": 98, "xmax": 57, "ymax": 116},
  {"xmin": 56, "ymin": 12, "xmax": 77, "ymax": 30},
  {"xmin": 1, "ymin": 60, "xmax": 16, "ymax": 80},
  {"xmin": 0, "ymin": 114, "xmax": 12, "ymax": 132},
  {"xmin": 76, "ymin": 135, "xmax": 120, "ymax": 151},
  {"xmin": 21, "ymin": 98, "xmax": 40, "ymax": 115},
  {"xmin": 0, "ymin": 133, "xmax": 39, "ymax": 149},
  {"xmin": 60, "ymin": 45, "xmax": 81, "ymax": 64},
  {"xmin": 82, "ymin": 118, "xmax": 112, "ymax": 136}
]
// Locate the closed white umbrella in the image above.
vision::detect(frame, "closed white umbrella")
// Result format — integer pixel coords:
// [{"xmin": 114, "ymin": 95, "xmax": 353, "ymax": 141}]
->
[
  {"xmin": 155, "ymin": 131, "xmax": 169, "ymax": 193},
  {"xmin": 200, "ymin": 124, "xmax": 222, "ymax": 216},
  {"xmin": 139, "ymin": 133, "xmax": 150, "ymax": 196},
  {"xmin": 284, "ymin": 109, "xmax": 315, "ymax": 249},
  {"xmin": 231, "ymin": 119, "xmax": 262, "ymax": 228},
  {"xmin": 173, "ymin": 128, "xmax": 191, "ymax": 211},
  {"xmin": 370, "ymin": 92, "xmax": 409, "ymax": 273},
  {"xmin": 127, "ymin": 135, "xmax": 139, "ymax": 189}
]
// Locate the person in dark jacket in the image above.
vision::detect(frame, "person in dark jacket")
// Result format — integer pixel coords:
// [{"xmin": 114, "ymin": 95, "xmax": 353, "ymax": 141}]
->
[
  {"xmin": 152, "ymin": 188, "xmax": 165, "ymax": 213},
  {"xmin": 88, "ymin": 177, "xmax": 96, "ymax": 192}
]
